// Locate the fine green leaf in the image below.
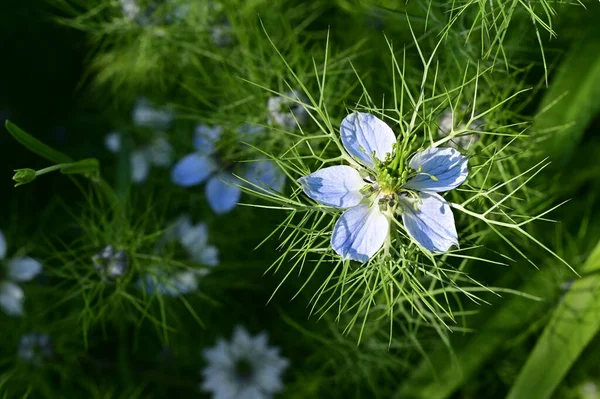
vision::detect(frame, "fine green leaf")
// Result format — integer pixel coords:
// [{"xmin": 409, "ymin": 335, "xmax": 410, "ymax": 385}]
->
[
  {"xmin": 506, "ymin": 240, "xmax": 600, "ymax": 399},
  {"xmin": 4, "ymin": 120, "xmax": 73, "ymax": 164}
]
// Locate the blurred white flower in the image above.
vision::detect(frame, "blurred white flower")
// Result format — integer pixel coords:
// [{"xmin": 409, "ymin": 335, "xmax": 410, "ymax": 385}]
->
[
  {"xmin": 202, "ymin": 325, "xmax": 289, "ymax": 399},
  {"xmin": 104, "ymin": 132, "xmax": 173, "ymax": 184},
  {"xmin": 119, "ymin": 0, "xmax": 140, "ymax": 21},
  {"xmin": 267, "ymin": 90, "xmax": 308, "ymax": 130},
  {"xmin": 437, "ymin": 106, "xmax": 484, "ymax": 150},
  {"xmin": 0, "ymin": 230, "xmax": 42, "ymax": 316},
  {"xmin": 132, "ymin": 97, "xmax": 174, "ymax": 129},
  {"xmin": 167, "ymin": 215, "xmax": 219, "ymax": 267},
  {"xmin": 18, "ymin": 332, "xmax": 53, "ymax": 365},
  {"xmin": 92, "ymin": 245, "xmax": 128, "ymax": 281},
  {"xmin": 138, "ymin": 268, "xmax": 199, "ymax": 297}
]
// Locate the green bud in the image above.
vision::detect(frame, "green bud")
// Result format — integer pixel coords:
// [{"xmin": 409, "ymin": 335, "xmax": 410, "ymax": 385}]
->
[{"xmin": 13, "ymin": 168, "xmax": 36, "ymax": 187}]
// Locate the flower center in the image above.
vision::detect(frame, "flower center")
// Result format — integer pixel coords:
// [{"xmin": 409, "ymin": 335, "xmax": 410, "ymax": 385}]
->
[{"xmin": 234, "ymin": 358, "xmax": 254, "ymax": 381}]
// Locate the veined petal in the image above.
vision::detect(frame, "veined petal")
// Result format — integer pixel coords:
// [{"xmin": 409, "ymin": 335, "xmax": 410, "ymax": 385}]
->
[
  {"xmin": 0, "ymin": 282, "xmax": 24, "ymax": 316},
  {"xmin": 7, "ymin": 257, "xmax": 42, "ymax": 282},
  {"xmin": 194, "ymin": 125, "xmax": 223, "ymax": 154},
  {"xmin": 171, "ymin": 154, "xmax": 217, "ymax": 187},
  {"xmin": 205, "ymin": 173, "xmax": 242, "ymax": 215},
  {"xmin": 400, "ymin": 192, "xmax": 458, "ymax": 252},
  {"xmin": 0, "ymin": 230, "xmax": 6, "ymax": 259},
  {"xmin": 331, "ymin": 203, "xmax": 389, "ymax": 262},
  {"xmin": 298, "ymin": 165, "xmax": 366, "ymax": 209},
  {"xmin": 403, "ymin": 147, "xmax": 468, "ymax": 192},
  {"xmin": 340, "ymin": 112, "xmax": 396, "ymax": 169},
  {"xmin": 131, "ymin": 150, "xmax": 150, "ymax": 184}
]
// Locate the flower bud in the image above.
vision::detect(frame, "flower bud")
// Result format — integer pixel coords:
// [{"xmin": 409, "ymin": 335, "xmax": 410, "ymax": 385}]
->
[{"xmin": 12, "ymin": 169, "xmax": 36, "ymax": 187}]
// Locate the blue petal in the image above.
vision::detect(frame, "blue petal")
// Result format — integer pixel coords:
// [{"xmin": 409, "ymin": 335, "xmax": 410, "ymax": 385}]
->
[
  {"xmin": 403, "ymin": 147, "xmax": 468, "ymax": 192},
  {"xmin": 171, "ymin": 154, "xmax": 216, "ymax": 187},
  {"xmin": 131, "ymin": 150, "xmax": 150, "ymax": 184},
  {"xmin": 194, "ymin": 125, "xmax": 222, "ymax": 154},
  {"xmin": 331, "ymin": 203, "xmax": 389, "ymax": 262},
  {"xmin": 298, "ymin": 165, "xmax": 366, "ymax": 209},
  {"xmin": 205, "ymin": 173, "xmax": 242, "ymax": 214},
  {"xmin": 244, "ymin": 160, "xmax": 286, "ymax": 194},
  {"xmin": 400, "ymin": 192, "xmax": 458, "ymax": 252},
  {"xmin": 0, "ymin": 282, "xmax": 24, "ymax": 316},
  {"xmin": 340, "ymin": 112, "xmax": 396, "ymax": 169},
  {"xmin": 7, "ymin": 257, "xmax": 42, "ymax": 282},
  {"xmin": 0, "ymin": 230, "xmax": 6, "ymax": 260}
]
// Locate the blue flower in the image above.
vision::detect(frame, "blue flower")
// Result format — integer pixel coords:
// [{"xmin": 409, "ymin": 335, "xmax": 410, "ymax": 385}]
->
[
  {"xmin": 171, "ymin": 124, "xmax": 285, "ymax": 215},
  {"xmin": 298, "ymin": 112, "xmax": 468, "ymax": 262},
  {"xmin": 0, "ymin": 230, "xmax": 43, "ymax": 316}
]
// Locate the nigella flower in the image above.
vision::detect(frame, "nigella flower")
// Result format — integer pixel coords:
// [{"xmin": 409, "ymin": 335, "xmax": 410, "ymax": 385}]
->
[
  {"xmin": 267, "ymin": 90, "xmax": 309, "ymax": 130},
  {"xmin": 298, "ymin": 112, "xmax": 468, "ymax": 262},
  {"xmin": 171, "ymin": 124, "xmax": 285, "ymax": 215},
  {"xmin": 0, "ymin": 230, "xmax": 42, "ymax": 316},
  {"xmin": 132, "ymin": 97, "xmax": 174, "ymax": 130},
  {"xmin": 105, "ymin": 131, "xmax": 173, "ymax": 184},
  {"xmin": 437, "ymin": 106, "xmax": 484, "ymax": 150},
  {"xmin": 92, "ymin": 245, "xmax": 128, "ymax": 281},
  {"xmin": 201, "ymin": 325, "xmax": 289, "ymax": 399},
  {"xmin": 138, "ymin": 267, "xmax": 200, "ymax": 297},
  {"xmin": 18, "ymin": 332, "xmax": 53, "ymax": 365},
  {"xmin": 165, "ymin": 214, "xmax": 220, "ymax": 268}
]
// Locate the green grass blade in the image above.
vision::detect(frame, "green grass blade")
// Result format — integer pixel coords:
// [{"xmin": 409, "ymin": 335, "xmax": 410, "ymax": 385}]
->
[
  {"xmin": 4, "ymin": 120, "xmax": 73, "ymax": 164},
  {"xmin": 507, "ymin": 240, "xmax": 600, "ymax": 399}
]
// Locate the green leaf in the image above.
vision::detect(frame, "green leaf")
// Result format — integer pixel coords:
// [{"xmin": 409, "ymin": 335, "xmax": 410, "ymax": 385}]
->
[
  {"xmin": 60, "ymin": 158, "xmax": 100, "ymax": 179},
  {"xmin": 4, "ymin": 120, "xmax": 73, "ymax": 164},
  {"xmin": 533, "ymin": 37, "xmax": 600, "ymax": 168},
  {"xmin": 506, "ymin": 240, "xmax": 600, "ymax": 399}
]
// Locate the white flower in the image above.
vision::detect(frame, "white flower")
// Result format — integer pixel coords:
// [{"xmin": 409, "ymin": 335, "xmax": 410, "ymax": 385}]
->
[
  {"xmin": 132, "ymin": 97, "xmax": 174, "ymax": 129},
  {"xmin": 18, "ymin": 332, "xmax": 53, "ymax": 365},
  {"xmin": 267, "ymin": 90, "xmax": 308, "ymax": 130},
  {"xmin": 437, "ymin": 106, "xmax": 484, "ymax": 149},
  {"xmin": 92, "ymin": 245, "xmax": 128, "ymax": 280},
  {"xmin": 104, "ymin": 132, "xmax": 174, "ymax": 184},
  {"xmin": 201, "ymin": 325, "xmax": 289, "ymax": 399},
  {"xmin": 0, "ymin": 231, "xmax": 42, "ymax": 316}
]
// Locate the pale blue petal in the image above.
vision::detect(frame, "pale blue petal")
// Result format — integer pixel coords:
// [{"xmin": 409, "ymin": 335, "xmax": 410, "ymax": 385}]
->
[
  {"xmin": 298, "ymin": 165, "xmax": 366, "ymax": 209},
  {"xmin": 180, "ymin": 223, "xmax": 209, "ymax": 256},
  {"xmin": 0, "ymin": 230, "xmax": 6, "ymax": 259},
  {"xmin": 340, "ymin": 112, "xmax": 396, "ymax": 169},
  {"xmin": 331, "ymin": 203, "xmax": 389, "ymax": 262},
  {"xmin": 400, "ymin": 192, "xmax": 458, "ymax": 252},
  {"xmin": 7, "ymin": 257, "xmax": 42, "ymax": 282},
  {"xmin": 104, "ymin": 132, "xmax": 121, "ymax": 153},
  {"xmin": 132, "ymin": 97, "xmax": 173, "ymax": 129},
  {"xmin": 0, "ymin": 282, "xmax": 24, "ymax": 316},
  {"xmin": 403, "ymin": 147, "xmax": 468, "ymax": 192},
  {"xmin": 194, "ymin": 125, "xmax": 222, "ymax": 154},
  {"xmin": 131, "ymin": 150, "xmax": 150, "ymax": 184},
  {"xmin": 244, "ymin": 160, "xmax": 286, "ymax": 194},
  {"xmin": 147, "ymin": 136, "xmax": 173, "ymax": 167},
  {"xmin": 171, "ymin": 153, "xmax": 216, "ymax": 187},
  {"xmin": 193, "ymin": 245, "xmax": 219, "ymax": 267},
  {"xmin": 205, "ymin": 173, "xmax": 242, "ymax": 215}
]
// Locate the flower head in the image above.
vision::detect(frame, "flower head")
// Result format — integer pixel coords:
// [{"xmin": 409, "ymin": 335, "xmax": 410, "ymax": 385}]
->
[
  {"xmin": 167, "ymin": 214, "xmax": 220, "ymax": 267},
  {"xmin": 171, "ymin": 124, "xmax": 285, "ymax": 214},
  {"xmin": 92, "ymin": 245, "xmax": 128, "ymax": 281},
  {"xmin": 298, "ymin": 112, "xmax": 468, "ymax": 262},
  {"xmin": 201, "ymin": 325, "xmax": 289, "ymax": 399},
  {"xmin": 0, "ymin": 230, "xmax": 42, "ymax": 316},
  {"xmin": 105, "ymin": 132, "xmax": 173, "ymax": 184},
  {"xmin": 267, "ymin": 90, "xmax": 308, "ymax": 130},
  {"xmin": 18, "ymin": 332, "xmax": 53, "ymax": 365}
]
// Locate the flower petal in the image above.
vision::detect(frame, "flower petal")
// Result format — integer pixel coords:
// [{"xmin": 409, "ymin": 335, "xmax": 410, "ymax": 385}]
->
[
  {"xmin": 104, "ymin": 132, "xmax": 121, "ymax": 153},
  {"xmin": 244, "ymin": 160, "xmax": 286, "ymax": 194},
  {"xmin": 331, "ymin": 203, "xmax": 389, "ymax": 262},
  {"xmin": 0, "ymin": 282, "xmax": 24, "ymax": 316},
  {"xmin": 132, "ymin": 97, "xmax": 173, "ymax": 129},
  {"xmin": 147, "ymin": 136, "xmax": 173, "ymax": 167},
  {"xmin": 205, "ymin": 173, "xmax": 242, "ymax": 215},
  {"xmin": 0, "ymin": 230, "xmax": 6, "ymax": 259},
  {"xmin": 7, "ymin": 257, "xmax": 42, "ymax": 282},
  {"xmin": 403, "ymin": 147, "xmax": 468, "ymax": 192},
  {"xmin": 340, "ymin": 112, "xmax": 396, "ymax": 169},
  {"xmin": 171, "ymin": 154, "xmax": 216, "ymax": 187},
  {"xmin": 194, "ymin": 125, "xmax": 223, "ymax": 154},
  {"xmin": 131, "ymin": 150, "xmax": 150, "ymax": 184},
  {"xmin": 298, "ymin": 165, "xmax": 366, "ymax": 209},
  {"xmin": 400, "ymin": 192, "xmax": 458, "ymax": 252}
]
